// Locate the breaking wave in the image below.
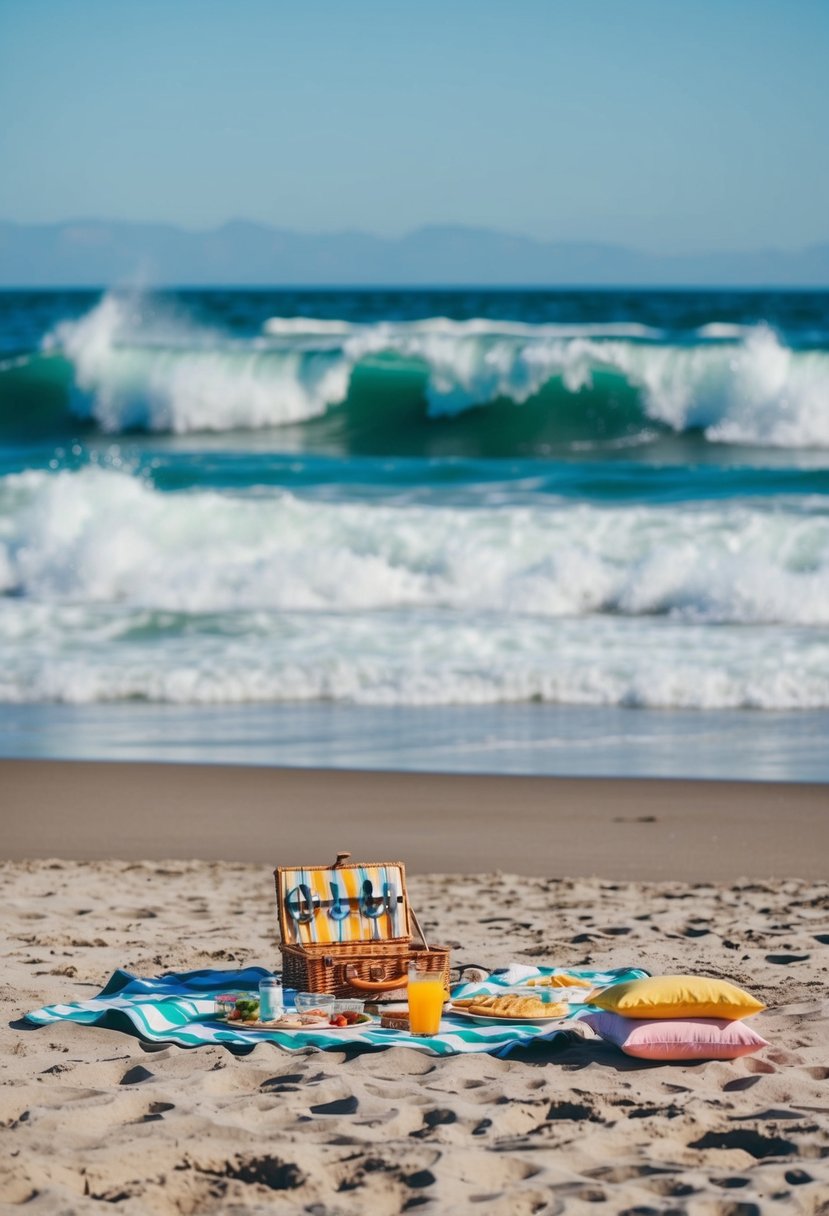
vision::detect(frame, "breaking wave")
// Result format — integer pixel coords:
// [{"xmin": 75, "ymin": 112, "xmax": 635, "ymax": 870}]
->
[
  {"xmin": 1, "ymin": 294, "xmax": 827, "ymax": 451},
  {"xmin": 3, "ymin": 465, "xmax": 829, "ymax": 623}
]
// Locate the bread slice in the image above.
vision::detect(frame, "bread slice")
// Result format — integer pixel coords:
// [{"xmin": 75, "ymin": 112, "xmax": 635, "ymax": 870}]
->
[{"xmin": 453, "ymin": 994, "xmax": 566, "ymax": 1019}]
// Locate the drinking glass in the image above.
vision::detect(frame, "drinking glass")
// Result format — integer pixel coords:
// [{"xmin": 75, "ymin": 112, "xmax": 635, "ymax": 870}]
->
[{"xmin": 407, "ymin": 963, "xmax": 445, "ymax": 1036}]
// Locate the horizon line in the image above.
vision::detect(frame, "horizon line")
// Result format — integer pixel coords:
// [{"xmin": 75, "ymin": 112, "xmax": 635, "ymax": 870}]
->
[{"xmin": 1, "ymin": 282, "xmax": 829, "ymax": 293}]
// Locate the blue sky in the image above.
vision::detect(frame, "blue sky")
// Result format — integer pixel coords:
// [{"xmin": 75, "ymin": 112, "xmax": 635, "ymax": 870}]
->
[{"xmin": 0, "ymin": 0, "xmax": 827, "ymax": 252}]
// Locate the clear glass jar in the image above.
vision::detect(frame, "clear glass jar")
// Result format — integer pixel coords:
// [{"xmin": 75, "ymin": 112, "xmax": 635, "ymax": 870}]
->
[{"xmin": 258, "ymin": 977, "xmax": 284, "ymax": 1022}]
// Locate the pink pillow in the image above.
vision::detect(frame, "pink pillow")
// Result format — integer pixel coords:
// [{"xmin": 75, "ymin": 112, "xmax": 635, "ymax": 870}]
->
[{"xmin": 581, "ymin": 1011, "xmax": 768, "ymax": 1060}]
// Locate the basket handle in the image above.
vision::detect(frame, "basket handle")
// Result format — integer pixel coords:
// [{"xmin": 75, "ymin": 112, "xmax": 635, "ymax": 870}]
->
[
  {"xmin": 344, "ymin": 965, "xmax": 409, "ymax": 992},
  {"xmin": 409, "ymin": 907, "xmax": 430, "ymax": 951}
]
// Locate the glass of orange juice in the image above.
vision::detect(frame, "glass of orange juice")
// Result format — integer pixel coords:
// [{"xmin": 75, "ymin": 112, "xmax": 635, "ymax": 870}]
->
[{"xmin": 407, "ymin": 962, "xmax": 445, "ymax": 1036}]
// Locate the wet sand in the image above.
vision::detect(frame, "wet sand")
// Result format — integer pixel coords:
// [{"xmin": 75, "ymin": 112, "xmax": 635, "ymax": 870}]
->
[{"xmin": 2, "ymin": 758, "xmax": 828, "ymax": 879}]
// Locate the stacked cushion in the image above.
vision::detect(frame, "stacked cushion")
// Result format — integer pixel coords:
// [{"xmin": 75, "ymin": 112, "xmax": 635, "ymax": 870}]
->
[
  {"xmin": 581, "ymin": 1010, "xmax": 768, "ymax": 1060},
  {"xmin": 589, "ymin": 974, "xmax": 765, "ymax": 1020},
  {"xmin": 583, "ymin": 975, "xmax": 767, "ymax": 1061}
]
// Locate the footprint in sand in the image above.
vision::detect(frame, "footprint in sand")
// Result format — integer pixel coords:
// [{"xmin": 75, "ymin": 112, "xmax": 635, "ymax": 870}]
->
[
  {"xmin": 310, "ymin": 1095, "xmax": 359, "ymax": 1116},
  {"xmin": 402, "ymin": 1168, "xmax": 436, "ymax": 1189},
  {"xmin": 136, "ymin": 1100, "xmax": 175, "ymax": 1123},
  {"xmin": 411, "ymin": 1108, "xmax": 458, "ymax": 1138},
  {"xmin": 647, "ymin": 1175, "xmax": 696, "ymax": 1197},
  {"xmin": 722, "ymin": 1076, "xmax": 762, "ymax": 1092},
  {"xmin": 765, "ymin": 1048, "xmax": 805, "ymax": 1066},
  {"xmin": 743, "ymin": 1058, "xmax": 776, "ymax": 1075},
  {"xmin": 260, "ymin": 1072, "xmax": 304, "ymax": 1087},
  {"xmin": 765, "ymin": 952, "xmax": 811, "ymax": 964},
  {"xmin": 119, "ymin": 1065, "xmax": 155, "ymax": 1085},
  {"xmin": 586, "ymin": 1164, "xmax": 673, "ymax": 1185},
  {"xmin": 690, "ymin": 1129, "xmax": 796, "ymax": 1159},
  {"xmin": 546, "ymin": 1099, "xmax": 604, "ymax": 1123},
  {"xmin": 785, "ymin": 1169, "xmax": 813, "ymax": 1185},
  {"xmin": 224, "ymin": 1156, "xmax": 306, "ymax": 1191}
]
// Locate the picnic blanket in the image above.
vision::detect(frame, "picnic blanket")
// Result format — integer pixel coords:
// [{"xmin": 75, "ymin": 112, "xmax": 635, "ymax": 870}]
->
[{"xmin": 25, "ymin": 963, "xmax": 646, "ymax": 1057}]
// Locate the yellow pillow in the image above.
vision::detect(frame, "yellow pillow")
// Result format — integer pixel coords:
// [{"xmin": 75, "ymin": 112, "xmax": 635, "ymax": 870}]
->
[{"xmin": 590, "ymin": 975, "xmax": 765, "ymax": 1021}]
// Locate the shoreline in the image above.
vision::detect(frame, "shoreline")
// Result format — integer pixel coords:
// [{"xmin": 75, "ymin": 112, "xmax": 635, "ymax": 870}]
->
[
  {"xmin": 4, "ymin": 701, "xmax": 829, "ymax": 784},
  {"xmin": 3, "ymin": 758, "xmax": 827, "ymax": 879}
]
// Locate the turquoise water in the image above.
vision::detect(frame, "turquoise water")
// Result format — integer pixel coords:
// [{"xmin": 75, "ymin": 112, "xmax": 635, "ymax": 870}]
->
[{"xmin": 1, "ymin": 288, "xmax": 828, "ymax": 778}]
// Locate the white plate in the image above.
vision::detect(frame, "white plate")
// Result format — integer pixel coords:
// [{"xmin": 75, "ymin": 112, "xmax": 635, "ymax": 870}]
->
[{"xmin": 218, "ymin": 1014, "xmax": 374, "ymax": 1032}]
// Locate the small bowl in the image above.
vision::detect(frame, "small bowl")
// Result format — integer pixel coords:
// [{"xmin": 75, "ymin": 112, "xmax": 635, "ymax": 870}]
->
[
  {"xmin": 214, "ymin": 992, "xmax": 249, "ymax": 1021},
  {"xmin": 332, "ymin": 999, "xmax": 365, "ymax": 1015},
  {"xmin": 294, "ymin": 992, "xmax": 335, "ymax": 1016},
  {"xmin": 214, "ymin": 993, "xmax": 261, "ymax": 1022}
]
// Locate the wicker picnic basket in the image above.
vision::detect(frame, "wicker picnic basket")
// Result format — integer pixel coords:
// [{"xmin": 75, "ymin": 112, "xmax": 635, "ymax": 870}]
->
[{"xmin": 274, "ymin": 852, "xmax": 451, "ymax": 1001}]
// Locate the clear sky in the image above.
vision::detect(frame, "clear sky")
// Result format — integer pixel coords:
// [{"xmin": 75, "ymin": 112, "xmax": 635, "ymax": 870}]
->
[{"xmin": 0, "ymin": 0, "xmax": 827, "ymax": 253}]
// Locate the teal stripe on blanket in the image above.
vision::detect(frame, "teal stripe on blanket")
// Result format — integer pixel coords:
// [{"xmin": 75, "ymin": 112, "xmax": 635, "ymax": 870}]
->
[{"xmin": 24, "ymin": 964, "xmax": 646, "ymax": 1057}]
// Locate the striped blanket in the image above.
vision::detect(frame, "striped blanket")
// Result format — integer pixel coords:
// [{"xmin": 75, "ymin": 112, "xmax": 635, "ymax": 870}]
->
[{"xmin": 25, "ymin": 964, "xmax": 646, "ymax": 1057}]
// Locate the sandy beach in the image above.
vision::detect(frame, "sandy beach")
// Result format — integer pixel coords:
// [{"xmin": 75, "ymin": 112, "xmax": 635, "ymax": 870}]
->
[
  {"xmin": 4, "ymin": 1, "xmax": 829, "ymax": 1209},
  {"xmin": 1, "ymin": 763, "xmax": 827, "ymax": 1213}
]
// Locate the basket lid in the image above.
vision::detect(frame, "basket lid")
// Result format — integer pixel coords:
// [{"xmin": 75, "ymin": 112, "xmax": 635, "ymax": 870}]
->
[{"xmin": 275, "ymin": 855, "xmax": 411, "ymax": 946}]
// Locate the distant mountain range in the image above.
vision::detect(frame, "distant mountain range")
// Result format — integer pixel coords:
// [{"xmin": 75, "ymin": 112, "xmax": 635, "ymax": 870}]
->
[{"xmin": 1, "ymin": 219, "xmax": 828, "ymax": 287}]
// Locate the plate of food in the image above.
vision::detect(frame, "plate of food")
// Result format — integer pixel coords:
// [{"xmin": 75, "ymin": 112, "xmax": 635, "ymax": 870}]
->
[
  {"xmin": 450, "ymin": 995, "xmax": 569, "ymax": 1023},
  {"xmin": 312, "ymin": 1011, "xmax": 374, "ymax": 1030},
  {"xmin": 224, "ymin": 1011, "xmax": 374, "ymax": 1032}
]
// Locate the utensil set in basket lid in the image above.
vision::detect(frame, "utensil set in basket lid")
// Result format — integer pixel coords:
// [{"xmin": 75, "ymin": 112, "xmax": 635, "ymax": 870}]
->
[{"xmin": 274, "ymin": 852, "xmax": 450, "ymax": 1001}]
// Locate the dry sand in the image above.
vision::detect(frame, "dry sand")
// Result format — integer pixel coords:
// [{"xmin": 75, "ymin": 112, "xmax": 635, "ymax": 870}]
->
[{"xmin": 2, "ymin": 852, "xmax": 828, "ymax": 1214}]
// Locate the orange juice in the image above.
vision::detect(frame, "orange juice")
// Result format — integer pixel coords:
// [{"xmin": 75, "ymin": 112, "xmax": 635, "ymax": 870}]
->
[{"xmin": 408, "ymin": 971, "xmax": 444, "ymax": 1036}]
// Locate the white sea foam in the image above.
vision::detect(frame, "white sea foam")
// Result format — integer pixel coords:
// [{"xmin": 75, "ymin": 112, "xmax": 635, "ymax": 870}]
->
[
  {"xmin": 265, "ymin": 316, "xmax": 663, "ymax": 340},
  {"xmin": 0, "ymin": 599, "xmax": 827, "ymax": 710},
  {"xmin": 0, "ymin": 466, "xmax": 828, "ymax": 709},
  {"xmin": 2, "ymin": 465, "xmax": 829, "ymax": 622},
  {"xmin": 695, "ymin": 323, "xmax": 753, "ymax": 340},
  {"xmin": 263, "ymin": 316, "xmax": 357, "ymax": 336}
]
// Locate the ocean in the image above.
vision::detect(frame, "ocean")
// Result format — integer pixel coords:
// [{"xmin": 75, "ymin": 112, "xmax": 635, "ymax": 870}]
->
[{"xmin": 1, "ymin": 287, "xmax": 827, "ymax": 780}]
